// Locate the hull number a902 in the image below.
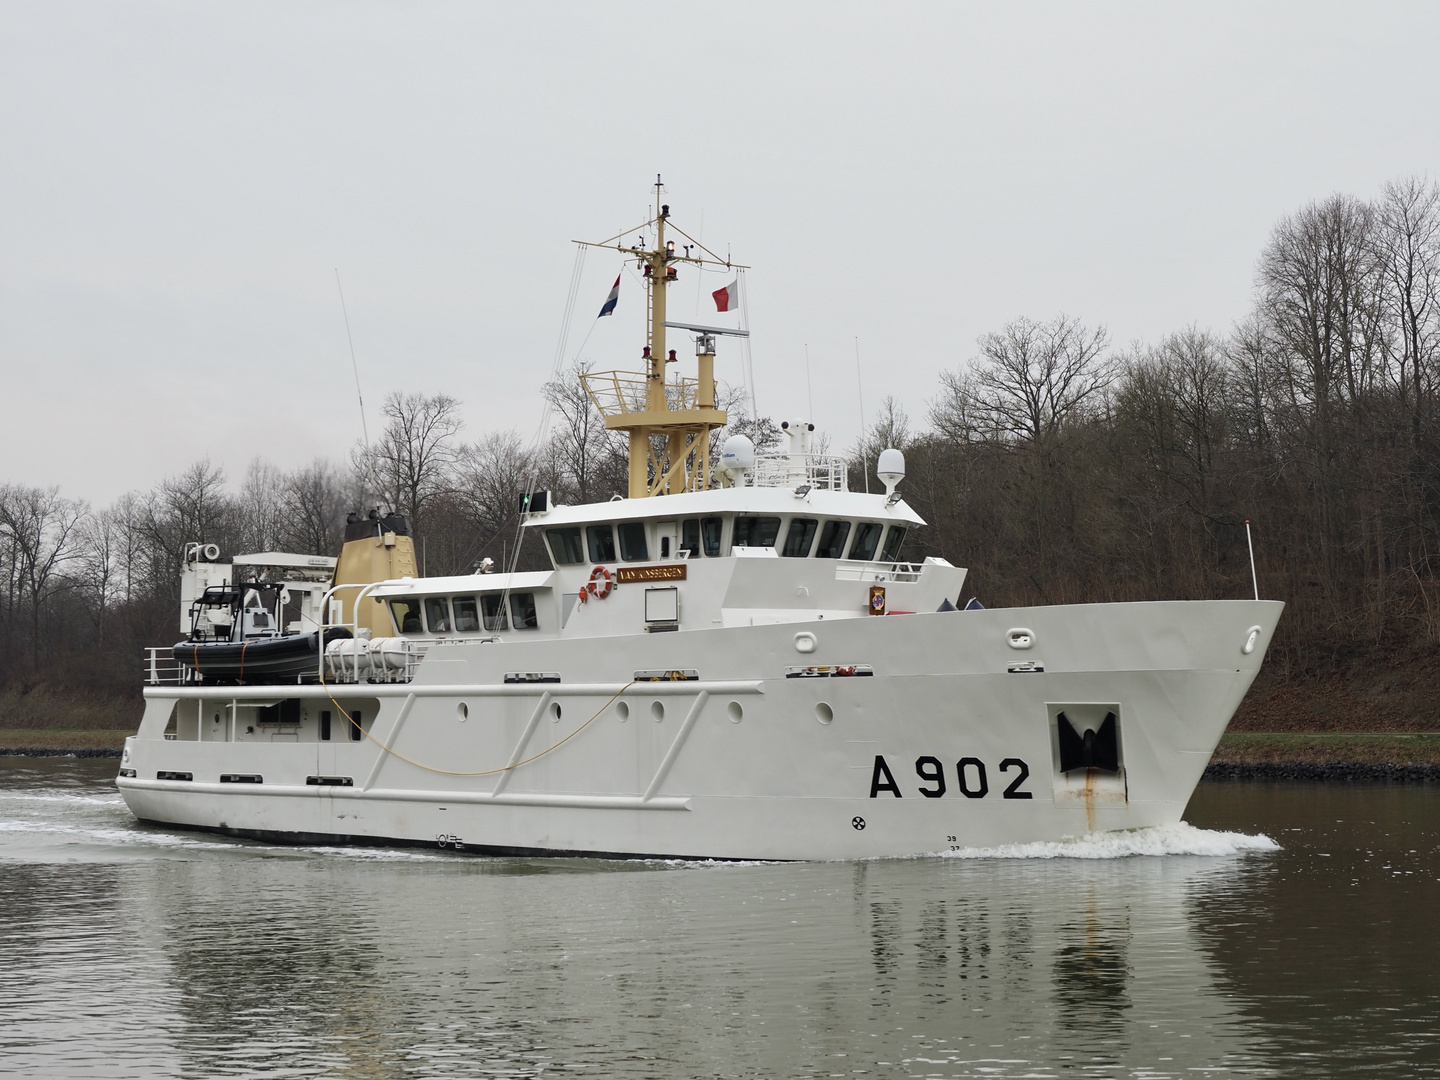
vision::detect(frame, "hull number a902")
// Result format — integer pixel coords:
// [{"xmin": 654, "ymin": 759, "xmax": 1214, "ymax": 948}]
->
[{"xmin": 869, "ymin": 755, "xmax": 1032, "ymax": 799}]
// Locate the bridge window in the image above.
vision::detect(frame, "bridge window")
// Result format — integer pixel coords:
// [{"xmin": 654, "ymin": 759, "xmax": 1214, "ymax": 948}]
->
[
  {"xmin": 424, "ymin": 597, "xmax": 451, "ymax": 633},
  {"xmin": 452, "ymin": 596, "xmax": 480, "ymax": 633},
  {"xmin": 481, "ymin": 594, "xmax": 508, "ymax": 631},
  {"xmin": 681, "ymin": 517, "xmax": 725, "ymax": 558},
  {"xmin": 880, "ymin": 526, "xmax": 908, "ymax": 563},
  {"xmin": 782, "ymin": 518, "xmax": 819, "ymax": 557},
  {"xmin": 815, "ymin": 520, "xmax": 851, "ymax": 559},
  {"xmin": 733, "ymin": 516, "xmax": 780, "ymax": 549},
  {"xmin": 390, "ymin": 599, "xmax": 422, "ymax": 634},
  {"xmin": 587, "ymin": 524, "xmax": 617, "ymax": 563},
  {"xmin": 510, "ymin": 592, "xmax": 539, "ymax": 630},
  {"xmin": 617, "ymin": 522, "xmax": 649, "ymax": 561},
  {"xmin": 849, "ymin": 522, "xmax": 884, "ymax": 561},
  {"xmin": 701, "ymin": 517, "xmax": 722, "ymax": 556},
  {"xmin": 546, "ymin": 528, "xmax": 584, "ymax": 565}
]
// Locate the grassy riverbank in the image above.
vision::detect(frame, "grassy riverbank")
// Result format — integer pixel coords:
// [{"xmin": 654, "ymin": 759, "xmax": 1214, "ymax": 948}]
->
[
  {"xmin": 0, "ymin": 729, "xmax": 132, "ymax": 752},
  {"xmin": 1210, "ymin": 732, "xmax": 1440, "ymax": 766}
]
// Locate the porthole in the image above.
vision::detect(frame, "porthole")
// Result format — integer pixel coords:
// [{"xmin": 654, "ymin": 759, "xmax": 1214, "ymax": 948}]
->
[
  {"xmin": 727, "ymin": 701, "xmax": 744, "ymax": 724},
  {"xmin": 551, "ymin": 701, "xmax": 563, "ymax": 722},
  {"xmin": 616, "ymin": 700, "xmax": 630, "ymax": 722},
  {"xmin": 651, "ymin": 700, "xmax": 665, "ymax": 723},
  {"xmin": 815, "ymin": 702, "xmax": 834, "ymax": 725},
  {"xmin": 457, "ymin": 702, "xmax": 469, "ymax": 722}
]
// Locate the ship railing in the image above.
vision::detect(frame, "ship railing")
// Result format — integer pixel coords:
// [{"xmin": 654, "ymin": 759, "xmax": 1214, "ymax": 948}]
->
[
  {"xmin": 752, "ymin": 454, "xmax": 849, "ymax": 492},
  {"xmin": 143, "ymin": 647, "xmax": 189, "ymax": 686},
  {"xmin": 580, "ymin": 370, "xmax": 699, "ymax": 416},
  {"xmin": 833, "ymin": 560, "xmax": 924, "ymax": 584}
]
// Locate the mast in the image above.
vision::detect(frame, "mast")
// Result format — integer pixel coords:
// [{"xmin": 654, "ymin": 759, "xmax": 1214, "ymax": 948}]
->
[{"xmin": 576, "ymin": 178, "xmax": 745, "ymax": 498}]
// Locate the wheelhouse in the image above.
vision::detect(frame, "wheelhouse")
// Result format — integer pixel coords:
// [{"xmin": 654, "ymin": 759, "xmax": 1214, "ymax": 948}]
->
[{"xmin": 541, "ymin": 509, "xmax": 913, "ymax": 567}]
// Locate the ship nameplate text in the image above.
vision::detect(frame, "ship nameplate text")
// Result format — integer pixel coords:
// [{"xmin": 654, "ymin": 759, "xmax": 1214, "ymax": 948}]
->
[{"xmin": 617, "ymin": 565, "xmax": 687, "ymax": 583}]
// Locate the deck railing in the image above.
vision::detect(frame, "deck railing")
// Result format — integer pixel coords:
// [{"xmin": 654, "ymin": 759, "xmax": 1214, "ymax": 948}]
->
[
  {"xmin": 143, "ymin": 647, "xmax": 188, "ymax": 686},
  {"xmin": 833, "ymin": 560, "xmax": 924, "ymax": 584},
  {"xmin": 580, "ymin": 370, "xmax": 700, "ymax": 417},
  {"xmin": 752, "ymin": 454, "xmax": 849, "ymax": 491}
]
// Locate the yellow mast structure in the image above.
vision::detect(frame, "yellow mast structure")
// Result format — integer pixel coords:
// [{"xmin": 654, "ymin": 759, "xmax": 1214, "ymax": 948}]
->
[{"xmin": 577, "ymin": 177, "xmax": 746, "ymax": 498}]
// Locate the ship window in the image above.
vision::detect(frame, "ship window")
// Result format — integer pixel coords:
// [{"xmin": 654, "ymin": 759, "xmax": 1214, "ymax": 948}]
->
[
  {"xmin": 424, "ymin": 597, "xmax": 451, "ymax": 633},
  {"xmin": 617, "ymin": 521, "xmax": 649, "ymax": 561},
  {"xmin": 481, "ymin": 594, "xmax": 509, "ymax": 631},
  {"xmin": 880, "ymin": 526, "xmax": 908, "ymax": 563},
  {"xmin": 782, "ymin": 517, "xmax": 819, "ymax": 557},
  {"xmin": 681, "ymin": 519, "xmax": 700, "ymax": 558},
  {"xmin": 350, "ymin": 710, "xmax": 363, "ymax": 741},
  {"xmin": 452, "ymin": 596, "xmax": 480, "ymax": 633},
  {"xmin": 701, "ymin": 517, "xmax": 722, "ymax": 556},
  {"xmin": 816, "ymin": 520, "xmax": 851, "ymax": 559},
  {"xmin": 510, "ymin": 592, "xmax": 539, "ymax": 630},
  {"xmin": 849, "ymin": 522, "xmax": 884, "ymax": 561},
  {"xmin": 587, "ymin": 524, "xmax": 617, "ymax": 563},
  {"xmin": 546, "ymin": 527, "xmax": 584, "ymax": 565},
  {"xmin": 733, "ymin": 516, "xmax": 780, "ymax": 549},
  {"xmin": 320, "ymin": 710, "xmax": 331, "ymax": 741},
  {"xmin": 390, "ymin": 599, "xmax": 422, "ymax": 634}
]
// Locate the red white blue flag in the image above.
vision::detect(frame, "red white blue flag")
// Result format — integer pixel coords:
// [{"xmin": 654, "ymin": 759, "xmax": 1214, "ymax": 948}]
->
[
  {"xmin": 598, "ymin": 275, "xmax": 620, "ymax": 317},
  {"xmin": 712, "ymin": 280, "xmax": 739, "ymax": 313}
]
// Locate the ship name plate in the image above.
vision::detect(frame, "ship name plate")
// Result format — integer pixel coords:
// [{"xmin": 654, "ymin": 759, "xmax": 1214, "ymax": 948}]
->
[{"xmin": 617, "ymin": 565, "xmax": 687, "ymax": 583}]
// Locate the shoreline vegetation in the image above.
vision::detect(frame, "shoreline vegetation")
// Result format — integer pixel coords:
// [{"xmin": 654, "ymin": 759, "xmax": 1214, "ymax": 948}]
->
[{"xmin": 6, "ymin": 178, "xmax": 1440, "ymax": 779}]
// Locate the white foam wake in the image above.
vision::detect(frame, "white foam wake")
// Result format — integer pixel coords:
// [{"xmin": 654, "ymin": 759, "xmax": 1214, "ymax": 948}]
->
[{"xmin": 936, "ymin": 821, "xmax": 1280, "ymax": 860}]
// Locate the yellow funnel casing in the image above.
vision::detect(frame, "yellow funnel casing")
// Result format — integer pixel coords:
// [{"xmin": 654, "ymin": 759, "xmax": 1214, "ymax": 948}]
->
[{"xmin": 330, "ymin": 516, "xmax": 418, "ymax": 636}]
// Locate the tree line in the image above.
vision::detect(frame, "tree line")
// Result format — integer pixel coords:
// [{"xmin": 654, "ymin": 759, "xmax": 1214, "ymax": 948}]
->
[{"xmin": 4, "ymin": 176, "xmax": 1439, "ymax": 704}]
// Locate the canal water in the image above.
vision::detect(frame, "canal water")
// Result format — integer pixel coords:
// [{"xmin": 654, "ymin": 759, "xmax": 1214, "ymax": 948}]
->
[{"xmin": 2, "ymin": 758, "xmax": 1438, "ymax": 1079}]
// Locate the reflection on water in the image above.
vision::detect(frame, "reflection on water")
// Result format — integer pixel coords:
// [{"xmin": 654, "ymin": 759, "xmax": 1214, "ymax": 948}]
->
[
  {"xmin": 5, "ymin": 760, "xmax": 1440, "ymax": 1077},
  {"xmin": 1053, "ymin": 900, "xmax": 1131, "ymax": 1039}
]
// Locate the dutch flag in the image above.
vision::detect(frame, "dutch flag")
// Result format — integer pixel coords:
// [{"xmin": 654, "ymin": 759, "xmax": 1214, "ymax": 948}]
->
[
  {"xmin": 712, "ymin": 279, "xmax": 739, "ymax": 313},
  {"xmin": 598, "ymin": 274, "xmax": 620, "ymax": 317}
]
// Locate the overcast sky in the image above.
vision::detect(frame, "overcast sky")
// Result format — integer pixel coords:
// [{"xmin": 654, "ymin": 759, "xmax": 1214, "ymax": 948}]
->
[{"xmin": 3, "ymin": 2, "xmax": 1438, "ymax": 506}]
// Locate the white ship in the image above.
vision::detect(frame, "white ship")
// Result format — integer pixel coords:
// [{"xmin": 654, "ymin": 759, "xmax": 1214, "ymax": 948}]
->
[{"xmin": 117, "ymin": 194, "xmax": 1282, "ymax": 860}]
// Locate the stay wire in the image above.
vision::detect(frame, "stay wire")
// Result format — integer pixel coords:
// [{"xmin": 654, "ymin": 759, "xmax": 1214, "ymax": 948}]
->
[
  {"xmin": 335, "ymin": 269, "xmax": 381, "ymax": 502},
  {"xmin": 503, "ymin": 243, "xmax": 589, "ymax": 589},
  {"xmin": 738, "ymin": 270, "xmax": 757, "ymax": 422}
]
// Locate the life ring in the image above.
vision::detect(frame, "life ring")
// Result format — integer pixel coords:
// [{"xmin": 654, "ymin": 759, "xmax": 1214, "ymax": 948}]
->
[{"xmin": 586, "ymin": 565, "xmax": 614, "ymax": 600}]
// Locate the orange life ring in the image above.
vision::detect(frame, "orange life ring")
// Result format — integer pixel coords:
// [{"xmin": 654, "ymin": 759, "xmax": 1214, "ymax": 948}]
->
[{"xmin": 586, "ymin": 565, "xmax": 614, "ymax": 600}]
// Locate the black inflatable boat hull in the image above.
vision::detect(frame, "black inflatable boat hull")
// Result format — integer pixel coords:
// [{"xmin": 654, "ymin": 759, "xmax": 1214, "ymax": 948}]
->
[{"xmin": 170, "ymin": 628, "xmax": 352, "ymax": 684}]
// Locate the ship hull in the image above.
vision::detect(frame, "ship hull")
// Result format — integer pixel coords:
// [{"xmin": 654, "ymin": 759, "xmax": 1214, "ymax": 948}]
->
[{"xmin": 118, "ymin": 599, "xmax": 1281, "ymax": 860}]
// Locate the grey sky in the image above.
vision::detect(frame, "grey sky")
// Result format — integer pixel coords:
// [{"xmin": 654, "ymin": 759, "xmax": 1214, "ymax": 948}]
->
[{"xmin": 3, "ymin": 2, "xmax": 1437, "ymax": 505}]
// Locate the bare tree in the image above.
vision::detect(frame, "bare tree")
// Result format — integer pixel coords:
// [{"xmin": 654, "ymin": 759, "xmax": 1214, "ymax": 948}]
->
[
  {"xmin": 234, "ymin": 459, "xmax": 287, "ymax": 553},
  {"xmin": 1375, "ymin": 177, "xmax": 1440, "ymax": 446},
  {"xmin": 456, "ymin": 430, "xmax": 537, "ymax": 550},
  {"xmin": 359, "ymin": 392, "xmax": 463, "ymax": 527},
  {"xmin": 543, "ymin": 360, "xmax": 621, "ymax": 504},
  {"xmin": 966, "ymin": 315, "xmax": 1112, "ymax": 447},
  {"xmin": 279, "ymin": 459, "xmax": 354, "ymax": 555},
  {"xmin": 0, "ymin": 485, "xmax": 87, "ymax": 663}
]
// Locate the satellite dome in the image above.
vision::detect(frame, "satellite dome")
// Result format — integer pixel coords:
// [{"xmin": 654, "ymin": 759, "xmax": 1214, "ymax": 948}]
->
[
  {"xmin": 877, "ymin": 448, "xmax": 906, "ymax": 495},
  {"xmin": 720, "ymin": 434, "xmax": 756, "ymax": 472}
]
